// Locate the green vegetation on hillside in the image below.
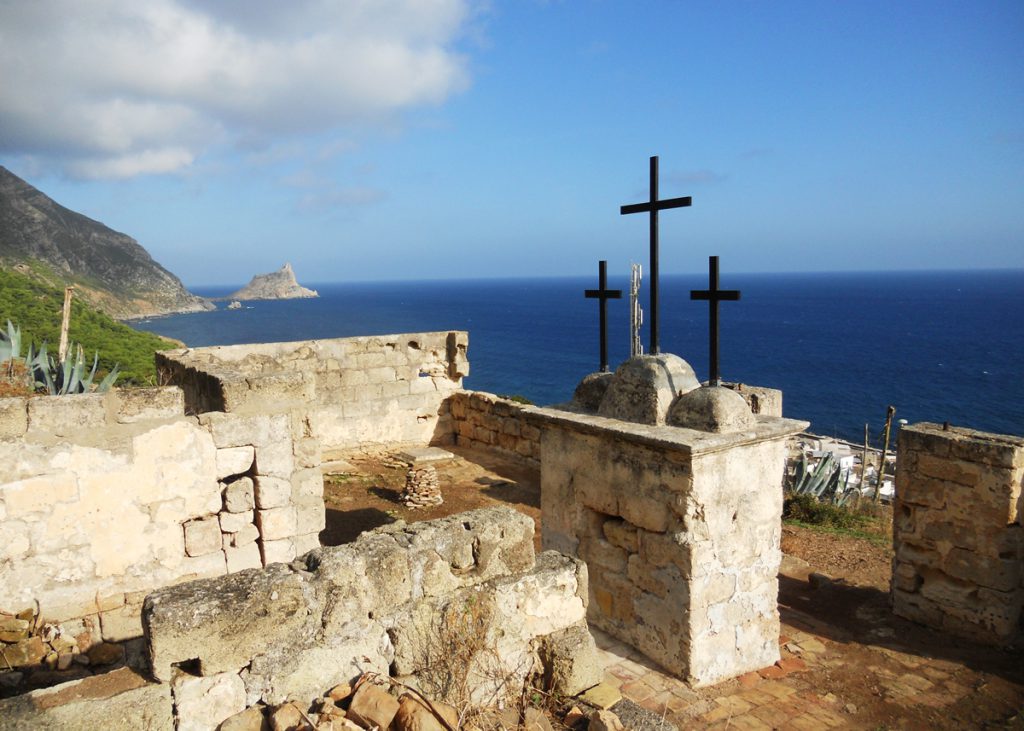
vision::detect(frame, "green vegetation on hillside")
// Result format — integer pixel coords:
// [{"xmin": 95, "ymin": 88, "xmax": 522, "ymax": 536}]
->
[{"xmin": 0, "ymin": 268, "xmax": 178, "ymax": 385}]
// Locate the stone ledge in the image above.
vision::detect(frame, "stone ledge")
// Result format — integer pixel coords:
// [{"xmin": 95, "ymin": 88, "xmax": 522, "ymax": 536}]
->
[
  {"xmin": 527, "ymin": 405, "xmax": 808, "ymax": 457},
  {"xmin": 0, "ymin": 667, "xmax": 173, "ymax": 730}
]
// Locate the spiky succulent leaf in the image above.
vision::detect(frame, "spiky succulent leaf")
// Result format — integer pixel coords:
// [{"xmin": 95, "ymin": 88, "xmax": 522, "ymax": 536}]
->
[{"xmin": 97, "ymin": 363, "xmax": 120, "ymax": 393}]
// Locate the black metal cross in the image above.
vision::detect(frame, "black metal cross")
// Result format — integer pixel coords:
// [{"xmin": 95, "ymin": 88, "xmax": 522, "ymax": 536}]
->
[
  {"xmin": 690, "ymin": 256, "xmax": 740, "ymax": 387},
  {"xmin": 620, "ymin": 155, "xmax": 692, "ymax": 355},
  {"xmin": 584, "ymin": 260, "xmax": 622, "ymax": 372}
]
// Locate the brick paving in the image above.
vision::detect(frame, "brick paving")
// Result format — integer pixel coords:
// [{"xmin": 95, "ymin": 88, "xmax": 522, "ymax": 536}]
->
[
  {"xmin": 342, "ymin": 449, "xmax": 1024, "ymax": 730},
  {"xmin": 590, "ymin": 606, "xmax": 1023, "ymax": 730}
]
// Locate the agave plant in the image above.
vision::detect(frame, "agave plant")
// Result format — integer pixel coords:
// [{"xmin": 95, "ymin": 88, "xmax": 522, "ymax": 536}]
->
[
  {"xmin": 791, "ymin": 452, "xmax": 859, "ymax": 506},
  {"xmin": 0, "ymin": 320, "xmax": 22, "ymax": 365},
  {"xmin": 29, "ymin": 343, "xmax": 120, "ymax": 395}
]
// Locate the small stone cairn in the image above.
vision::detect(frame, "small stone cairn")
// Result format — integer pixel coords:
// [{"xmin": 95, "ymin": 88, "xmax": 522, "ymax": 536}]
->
[
  {"xmin": 396, "ymin": 446, "xmax": 453, "ymax": 508},
  {"xmin": 401, "ymin": 464, "xmax": 442, "ymax": 507}
]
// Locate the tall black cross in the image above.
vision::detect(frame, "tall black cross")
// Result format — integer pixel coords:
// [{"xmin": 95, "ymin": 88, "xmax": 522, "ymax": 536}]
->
[
  {"xmin": 690, "ymin": 256, "xmax": 740, "ymax": 387},
  {"xmin": 584, "ymin": 260, "xmax": 622, "ymax": 372},
  {"xmin": 620, "ymin": 155, "xmax": 692, "ymax": 355}
]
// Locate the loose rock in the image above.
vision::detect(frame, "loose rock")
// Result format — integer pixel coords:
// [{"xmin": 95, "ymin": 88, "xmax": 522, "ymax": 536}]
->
[
  {"xmin": 588, "ymin": 710, "xmax": 625, "ymax": 731},
  {"xmin": 269, "ymin": 701, "xmax": 313, "ymax": 731},
  {"xmin": 347, "ymin": 681, "xmax": 400, "ymax": 730},
  {"xmin": 392, "ymin": 693, "xmax": 459, "ymax": 731},
  {"xmin": 220, "ymin": 705, "xmax": 269, "ymax": 731}
]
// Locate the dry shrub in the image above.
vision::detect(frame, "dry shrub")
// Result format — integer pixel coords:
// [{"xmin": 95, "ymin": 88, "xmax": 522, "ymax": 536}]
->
[{"xmin": 397, "ymin": 589, "xmax": 538, "ymax": 729}]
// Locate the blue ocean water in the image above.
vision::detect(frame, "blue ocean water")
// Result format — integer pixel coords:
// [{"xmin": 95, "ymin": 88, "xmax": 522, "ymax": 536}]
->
[{"xmin": 133, "ymin": 270, "xmax": 1024, "ymax": 444}]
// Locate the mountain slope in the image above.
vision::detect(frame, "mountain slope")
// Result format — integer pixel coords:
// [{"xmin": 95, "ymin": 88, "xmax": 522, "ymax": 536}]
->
[
  {"xmin": 0, "ymin": 165, "xmax": 213, "ymax": 319},
  {"xmin": 0, "ymin": 267, "xmax": 180, "ymax": 385},
  {"xmin": 228, "ymin": 263, "xmax": 318, "ymax": 301}
]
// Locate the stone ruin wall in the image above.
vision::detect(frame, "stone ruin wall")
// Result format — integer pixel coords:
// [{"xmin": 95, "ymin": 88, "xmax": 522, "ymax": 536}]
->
[
  {"xmin": 155, "ymin": 331, "xmax": 469, "ymax": 456},
  {"xmin": 535, "ymin": 407, "xmax": 803, "ymax": 687},
  {"xmin": 0, "ymin": 507, "xmax": 601, "ymax": 729},
  {"xmin": 1, "ymin": 332, "xmax": 467, "ymax": 641},
  {"xmin": 892, "ymin": 423, "xmax": 1024, "ymax": 646},
  {"xmin": 0, "ymin": 388, "xmax": 324, "ymax": 658},
  {"xmin": 448, "ymin": 390, "xmax": 541, "ymax": 467}
]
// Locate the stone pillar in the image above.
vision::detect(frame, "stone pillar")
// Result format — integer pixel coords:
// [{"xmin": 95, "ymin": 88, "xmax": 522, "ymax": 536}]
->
[
  {"xmin": 892, "ymin": 423, "xmax": 1023, "ymax": 647},
  {"xmin": 536, "ymin": 408, "xmax": 806, "ymax": 686}
]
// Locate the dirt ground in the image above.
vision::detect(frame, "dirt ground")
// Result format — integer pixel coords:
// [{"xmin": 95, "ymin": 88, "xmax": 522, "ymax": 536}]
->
[{"xmin": 324, "ymin": 445, "xmax": 1024, "ymax": 730}]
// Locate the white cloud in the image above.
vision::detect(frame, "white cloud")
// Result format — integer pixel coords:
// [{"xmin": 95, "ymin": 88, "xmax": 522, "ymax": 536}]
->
[{"xmin": 0, "ymin": 0, "xmax": 472, "ymax": 178}]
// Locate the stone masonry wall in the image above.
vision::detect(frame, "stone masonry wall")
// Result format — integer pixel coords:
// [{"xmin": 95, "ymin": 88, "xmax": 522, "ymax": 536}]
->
[
  {"xmin": 892, "ymin": 423, "xmax": 1024, "ymax": 646},
  {"xmin": 0, "ymin": 508, "xmax": 600, "ymax": 730},
  {"xmin": 1, "ymin": 388, "xmax": 323, "ymax": 653},
  {"xmin": 536, "ymin": 407, "xmax": 805, "ymax": 687},
  {"xmin": 448, "ymin": 391, "xmax": 540, "ymax": 466},
  {"xmin": 156, "ymin": 331, "xmax": 469, "ymax": 455}
]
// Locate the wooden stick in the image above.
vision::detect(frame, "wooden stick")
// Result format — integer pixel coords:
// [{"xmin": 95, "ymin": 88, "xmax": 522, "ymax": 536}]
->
[
  {"xmin": 861, "ymin": 423, "xmax": 869, "ymax": 503},
  {"xmin": 874, "ymin": 406, "xmax": 896, "ymax": 503},
  {"xmin": 58, "ymin": 286, "xmax": 74, "ymax": 362}
]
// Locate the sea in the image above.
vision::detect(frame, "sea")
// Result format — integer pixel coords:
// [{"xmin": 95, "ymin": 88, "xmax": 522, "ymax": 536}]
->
[{"xmin": 131, "ymin": 269, "xmax": 1024, "ymax": 446}]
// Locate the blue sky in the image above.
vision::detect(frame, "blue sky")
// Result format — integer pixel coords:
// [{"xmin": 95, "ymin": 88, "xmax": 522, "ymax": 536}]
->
[{"xmin": 1, "ymin": 1, "xmax": 1021, "ymax": 286}]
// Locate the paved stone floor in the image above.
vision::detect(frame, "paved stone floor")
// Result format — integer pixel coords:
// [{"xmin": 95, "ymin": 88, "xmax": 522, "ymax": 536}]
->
[
  {"xmin": 591, "ymin": 602, "xmax": 1023, "ymax": 730},
  {"xmin": 593, "ymin": 625, "xmax": 849, "ymax": 730},
  {"xmin": 336, "ymin": 446, "xmax": 1024, "ymax": 730}
]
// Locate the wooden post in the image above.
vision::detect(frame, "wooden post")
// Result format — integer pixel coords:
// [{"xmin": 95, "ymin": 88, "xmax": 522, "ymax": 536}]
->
[
  {"xmin": 859, "ymin": 423, "xmax": 869, "ymax": 506},
  {"xmin": 874, "ymin": 406, "xmax": 896, "ymax": 503},
  {"xmin": 58, "ymin": 286, "xmax": 74, "ymax": 362}
]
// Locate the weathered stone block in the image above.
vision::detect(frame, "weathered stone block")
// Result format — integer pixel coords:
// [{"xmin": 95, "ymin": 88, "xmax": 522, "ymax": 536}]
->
[
  {"xmin": 254, "ymin": 476, "xmax": 291, "ymax": 510},
  {"xmin": 292, "ymin": 437, "xmax": 321, "ymax": 470},
  {"xmin": 602, "ymin": 518, "xmax": 639, "ymax": 553},
  {"xmin": 259, "ymin": 538, "xmax": 295, "ymax": 565},
  {"xmin": 0, "ymin": 396, "xmax": 28, "ymax": 439},
  {"xmin": 257, "ymin": 506, "xmax": 297, "ymax": 540},
  {"xmin": 185, "ymin": 518, "xmax": 223, "ymax": 557},
  {"xmin": 579, "ymin": 536, "xmax": 628, "ymax": 574},
  {"xmin": 226, "ymin": 543, "xmax": 263, "ymax": 573},
  {"xmin": 223, "ymin": 477, "xmax": 255, "ymax": 512},
  {"xmin": 291, "ymin": 468, "xmax": 323, "ymax": 502},
  {"xmin": 27, "ymin": 393, "xmax": 108, "ymax": 435},
  {"xmin": 243, "ymin": 622, "xmax": 392, "ymax": 707},
  {"xmin": 172, "ymin": 670, "xmax": 247, "ymax": 731},
  {"xmin": 0, "ymin": 519, "xmax": 31, "ymax": 561},
  {"xmin": 0, "ymin": 668, "xmax": 173, "ymax": 730},
  {"xmin": 100, "ymin": 603, "xmax": 144, "ymax": 642},
  {"xmin": 216, "ymin": 446, "xmax": 255, "ymax": 479},
  {"xmin": 220, "ymin": 509, "xmax": 255, "ymax": 534},
  {"xmin": 115, "ymin": 387, "xmax": 184, "ymax": 423},
  {"xmin": 538, "ymin": 624, "xmax": 601, "ymax": 696},
  {"xmin": 199, "ymin": 412, "xmax": 290, "ymax": 449},
  {"xmin": 226, "ymin": 523, "xmax": 260, "ymax": 549},
  {"xmin": 145, "ymin": 564, "xmax": 317, "ymax": 681},
  {"xmin": 255, "ymin": 439, "xmax": 294, "ymax": 479},
  {"xmin": 180, "ymin": 551, "xmax": 227, "ymax": 582},
  {"xmin": 292, "ymin": 532, "xmax": 320, "ymax": 556},
  {"xmin": 294, "ymin": 500, "xmax": 326, "ymax": 535},
  {"xmin": 2, "ymin": 473, "xmax": 78, "ymax": 517}
]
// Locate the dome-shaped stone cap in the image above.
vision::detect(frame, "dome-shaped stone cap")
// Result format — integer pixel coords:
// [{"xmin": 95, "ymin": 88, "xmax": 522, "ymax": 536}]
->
[
  {"xmin": 667, "ymin": 385, "xmax": 756, "ymax": 433},
  {"xmin": 571, "ymin": 370, "xmax": 615, "ymax": 412},
  {"xmin": 597, "ymin": 353, "xmax": 700, "ymax": 425}
]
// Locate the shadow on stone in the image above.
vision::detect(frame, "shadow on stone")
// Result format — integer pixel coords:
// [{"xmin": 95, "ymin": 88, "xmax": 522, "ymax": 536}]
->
[
  {"xmin": 777, "ymin": 574, "xmax": 1024, "ymax": 684},
  {"xmin": 320, "ymin": 507, "xmax": 397, "ymax": 546}
]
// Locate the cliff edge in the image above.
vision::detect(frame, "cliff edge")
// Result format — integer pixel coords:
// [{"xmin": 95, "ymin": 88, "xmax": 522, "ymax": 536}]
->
[
  {"xmin": 228, "ymin": 263, "xmax": 318, "ymax": 301},
  {"xmin": 0, "ymin": 165, "xmax": 214, "ymax": 320}
]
